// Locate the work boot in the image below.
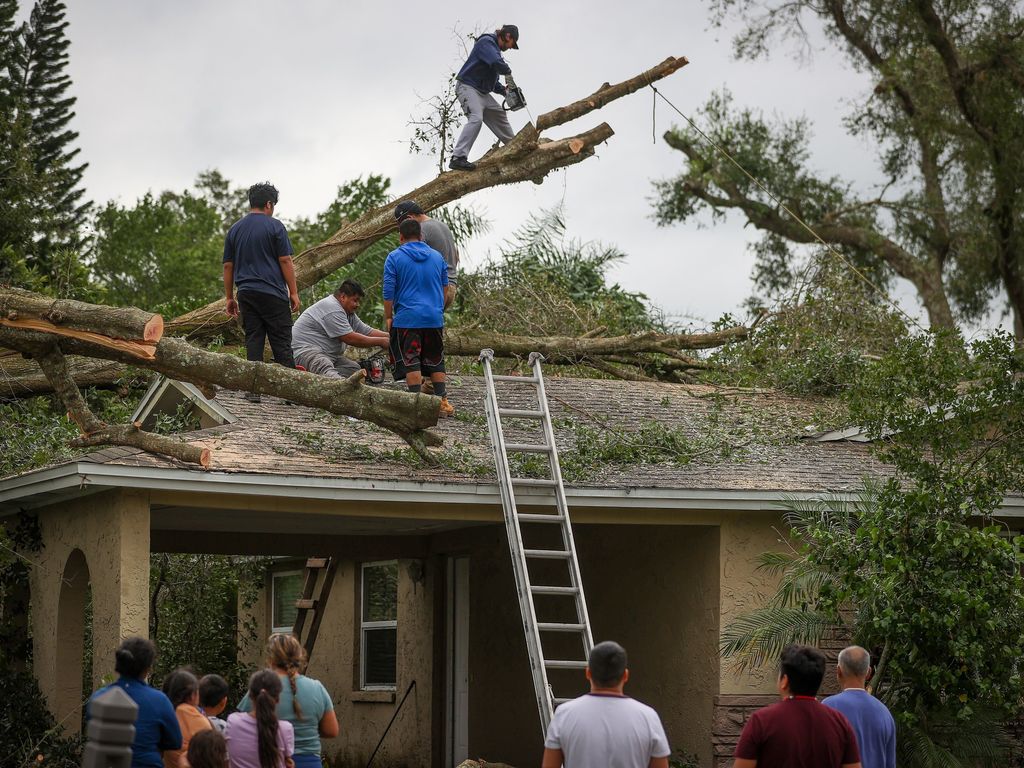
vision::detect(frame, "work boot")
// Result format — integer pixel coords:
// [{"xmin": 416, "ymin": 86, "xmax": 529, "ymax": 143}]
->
[
  {"xmin": 438, "ymin": 397, "xmax": 456, "ymax": 418},
  {"xmin": 449, "ymin": 156, "xmax": 476, "ymax": 171},
  {"xmin": 420, "ymin": 380, "xmax": 435, "ymax": 395}
]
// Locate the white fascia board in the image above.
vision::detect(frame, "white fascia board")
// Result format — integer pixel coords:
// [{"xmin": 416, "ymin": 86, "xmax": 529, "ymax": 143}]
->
[{"xmin": 2, "ymin": 462, "xmax": 1022, "ymax": 517}]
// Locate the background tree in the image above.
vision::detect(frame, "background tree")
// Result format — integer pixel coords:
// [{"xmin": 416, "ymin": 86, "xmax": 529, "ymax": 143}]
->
[
  {"xmin": 91, "ymin": 184, "xmax": 226, "ymax": 316},
  {"xmin": 721, "ymin": 330, "xmax": 1024, "ymax": 765},
  {"xmin": 656, "ymin": 0, "xmax": 1024, "ymax": 336},
  {"xmin": 8, "ymin": 0, "xmax": 89, "ymax": 275}
]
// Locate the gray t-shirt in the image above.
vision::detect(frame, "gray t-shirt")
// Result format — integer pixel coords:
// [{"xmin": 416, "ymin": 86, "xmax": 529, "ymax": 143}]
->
[
  {"xmin": 291, "ymin": 294, "xmax": 373, "ymax": 360},
  {"xmin": 544, "ymin": 694, "xmax": 670, "ymax": 768},
  {"xmin": 421, "ymin": 218, "xmax": 459, "ymax": 284}
]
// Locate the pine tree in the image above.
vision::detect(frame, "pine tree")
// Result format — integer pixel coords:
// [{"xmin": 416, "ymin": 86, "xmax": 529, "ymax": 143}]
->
[
  {"xmin": 0, "ymin": 0, "xmax": 43, "ymax": 284},
  {"xmin": 9, "ymin": 0, "xmax": 89, "ymax": 273}
]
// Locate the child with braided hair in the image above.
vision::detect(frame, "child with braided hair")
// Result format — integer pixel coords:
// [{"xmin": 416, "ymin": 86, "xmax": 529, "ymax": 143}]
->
[
  {"xmin": 237, "ymin": 634, "xmax": 338, "ymax": 768},
  {"xmin": 226, "ymin": 670, "xmax": 294, "ymax": 768}
]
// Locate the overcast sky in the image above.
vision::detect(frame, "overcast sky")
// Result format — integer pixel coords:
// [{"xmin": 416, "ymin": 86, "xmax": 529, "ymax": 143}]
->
[{"xmin": 33, "ymin": 0, "xmax": 927, "ymax": 328}]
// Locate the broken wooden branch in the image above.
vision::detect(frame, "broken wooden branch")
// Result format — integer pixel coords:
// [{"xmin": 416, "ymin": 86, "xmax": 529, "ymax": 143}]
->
[
  {"xmin": 168, "ymin": 54, "xmax": 690, "ymax": 341},
  {"xmin": 0, "ymin": 286, "xmax": 163, "ymax": 342},
  {"xmin": 30, "ymin": 343, "xmax": 211, "ymax": 468},
  {"xmin": 0, "ymin": 291, "xmax": 443, "ymax": 461}
]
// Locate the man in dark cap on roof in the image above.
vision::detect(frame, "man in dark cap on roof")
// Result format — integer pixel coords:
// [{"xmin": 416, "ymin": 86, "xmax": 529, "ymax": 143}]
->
[
  {"xmin": 449, "ymin": 24, "xmax": 520, "ymax": 171},
  {"xmin": 394, "ymin": 201, "xmax": 459, "ymax": 305}
]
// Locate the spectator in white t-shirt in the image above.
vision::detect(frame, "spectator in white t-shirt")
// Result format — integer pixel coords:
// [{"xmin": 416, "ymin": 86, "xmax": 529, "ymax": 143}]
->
[{"xmin": 542, "ymin": 640, "xmax": 671, "ymax": 768}]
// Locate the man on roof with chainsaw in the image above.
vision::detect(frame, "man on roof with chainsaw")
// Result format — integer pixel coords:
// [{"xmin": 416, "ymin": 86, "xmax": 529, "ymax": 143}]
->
[
  {"xmin": 290, "ymin": 279, "xmax": 389, "ymax": 380},
  {"xmin": 449, "ymin": 24, "xmax": 520, "ymax": 172}
]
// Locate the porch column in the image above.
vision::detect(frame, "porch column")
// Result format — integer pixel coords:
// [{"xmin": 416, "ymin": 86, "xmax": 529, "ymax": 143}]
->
[{"xmin": 31, "ymin": 489, "xmax": 151, "ymax": 731}]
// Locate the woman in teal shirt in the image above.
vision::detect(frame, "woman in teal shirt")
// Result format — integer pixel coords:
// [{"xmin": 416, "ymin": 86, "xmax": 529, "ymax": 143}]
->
[{"xmin": 239, "ymin": 633, "xmax": 338, "ymax": 768}]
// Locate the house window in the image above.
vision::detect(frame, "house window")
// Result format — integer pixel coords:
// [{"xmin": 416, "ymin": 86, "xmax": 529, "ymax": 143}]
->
[
  {"xmin": 361, "ymin": 560, "xmax": 398, "ymax": 689},
  {"xmin": 272, "ymin": 570, "xmax": 304, "ymax": 633}
]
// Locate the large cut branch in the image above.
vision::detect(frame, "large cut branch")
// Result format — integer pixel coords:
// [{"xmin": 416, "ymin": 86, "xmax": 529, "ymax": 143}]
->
[
  {"xmin": 169, "ymin": 54, "xmax": 690, "ymax": 341},
  {"xmin": 443, "ymin": 326, "xmax": 749, "ymax": 362},
  {"xmin": 0, "ymin": 293, "xmax": 443, "ymax": 459},
  {"xmin": 30, "ymin": 343, "xmax": 211, "ymax": 468},
  {"xmin": 536, "ymin": 56, "xmax": 689, "ymax": 131},
  {"xmin": 0, "ymin": 286, "xmax": 163, "ymax": 342}
]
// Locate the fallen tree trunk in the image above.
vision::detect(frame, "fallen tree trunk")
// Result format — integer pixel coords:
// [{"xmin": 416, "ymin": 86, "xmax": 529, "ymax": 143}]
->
[
  {"xmin": 30, "ymin": 343, "xmax": 211, "ymax": 468},
  {"xmin": 0, "ymin": 286, "xmax": 163, "ymax": 341},
  {"xmin": 443, "ymin": 326, "xmax": 748, "ymax": 361},
  {"xmin": 168, "ymin": 55, "xmax": 690, "ymax": 341},
  {"xmin": 0, "ymin": 295, "xmax": 443, "ymax": 461}
]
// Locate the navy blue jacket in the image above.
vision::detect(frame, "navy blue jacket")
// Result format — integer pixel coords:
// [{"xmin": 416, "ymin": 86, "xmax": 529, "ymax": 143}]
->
[
  {"xmin": 89, "ymin": 677, "xmax": 181, "ymax": 768},
  {"xmin": 456, "ymin": 33, "xmax": 511, "ymax": 95}
]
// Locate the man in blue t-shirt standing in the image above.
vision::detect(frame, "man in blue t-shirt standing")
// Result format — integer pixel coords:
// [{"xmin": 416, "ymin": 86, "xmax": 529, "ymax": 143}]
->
[
  {"xmin": 383, "ymin": 218, "xmax": 454, "ymax": 417},
  {"xmin": 223, "ymin": 182, "xmax": 301, "ymax": 401},
  {"xmin": 824, "ymin": 646, "xmax": 896, "ymax": 768},
  {"xmin": 449, "ymin": 24, "xmax": 520, "ymax": 171}
]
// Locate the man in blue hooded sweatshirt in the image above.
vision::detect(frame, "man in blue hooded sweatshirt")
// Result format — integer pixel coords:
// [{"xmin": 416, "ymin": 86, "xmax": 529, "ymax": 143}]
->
[{"xmin": 383, "ymin": 218, "xmax": 455, "ymax": 416}]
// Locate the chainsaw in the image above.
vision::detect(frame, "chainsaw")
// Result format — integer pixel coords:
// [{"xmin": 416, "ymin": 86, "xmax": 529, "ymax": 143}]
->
[
  {"xmin": 360, "ymin": 353, "xmax": 387, "ymax": 385},
  {"xmin": 503, "ymin": 74, "xmax": 527, "ymax": 112}
]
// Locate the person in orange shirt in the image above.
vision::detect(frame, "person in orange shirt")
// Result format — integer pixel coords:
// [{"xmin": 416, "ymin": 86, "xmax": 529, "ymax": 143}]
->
[{"xmin": 162, "ymin": 669, "xmax": 213, "ymax": 768}]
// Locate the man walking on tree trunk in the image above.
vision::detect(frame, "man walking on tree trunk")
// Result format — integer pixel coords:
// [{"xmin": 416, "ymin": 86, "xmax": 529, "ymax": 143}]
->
[
  {"xmin": 449, "ymin": 24, "xmax": 520, "ymax": 171},
  {"xmin": 223, "ymin": 182, "xmax": 301, "ymax": 403}
]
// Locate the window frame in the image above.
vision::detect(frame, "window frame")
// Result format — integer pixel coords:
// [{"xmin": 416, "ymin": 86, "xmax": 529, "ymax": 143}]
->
[
  {"xmin": 360, "ymin": 559, "xmax": 398, "ymax": 691},
  {"xmin": 270, "ymin": 569, "xmax": 304, "ymax": 634}
]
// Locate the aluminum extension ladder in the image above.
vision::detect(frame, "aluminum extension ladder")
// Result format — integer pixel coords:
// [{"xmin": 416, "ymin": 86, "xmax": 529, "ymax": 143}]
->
[{"xmin": 479, "ymin": 349, "xmax": 595, "ymax": 736}]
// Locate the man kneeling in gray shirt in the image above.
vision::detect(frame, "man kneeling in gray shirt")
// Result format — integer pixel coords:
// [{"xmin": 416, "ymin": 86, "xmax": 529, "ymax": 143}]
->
[{"xmin": 291, "ymin": 279, "xmax": 389, "ymax": 378}]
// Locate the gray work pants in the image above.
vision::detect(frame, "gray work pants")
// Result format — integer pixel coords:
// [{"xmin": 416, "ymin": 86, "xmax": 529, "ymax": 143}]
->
[
  {"xmin": 294, "ymin": 348, "xmax": 360, "ymax": 379},
  {"xmin": 452, "ymin": 81, "xmax": 515, "ymax": 160}
]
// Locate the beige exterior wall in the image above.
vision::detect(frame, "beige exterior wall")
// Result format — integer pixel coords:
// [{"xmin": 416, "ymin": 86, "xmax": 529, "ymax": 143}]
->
[
  {"xmin": 241, "ymin": 509, "xmax": 789, "ymax": 768},
  {"xmin": 718, "ymin": 513, "xmax": 787, "ymax": 696},
  {"xmin": 244, "ymin": 557, "xmax": 436, "ymax": 768},
  {"xmin": 30, "ymin": 489, "xmax": 151, "ymax": 731}
]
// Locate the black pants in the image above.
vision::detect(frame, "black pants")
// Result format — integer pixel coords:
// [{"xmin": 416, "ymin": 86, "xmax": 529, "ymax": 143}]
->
[{"xmin": 237, "ymin": 290, "xmax": 295, "ymax": 368}]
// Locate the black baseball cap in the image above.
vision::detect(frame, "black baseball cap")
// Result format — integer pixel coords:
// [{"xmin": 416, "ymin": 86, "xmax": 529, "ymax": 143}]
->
[
  {"xmin": 500, "ymin": 24, "xmax": 519, "ymax": 48},
  {"xmin": 394, "ymin": 200, "xmax": 424, "ymax": 221}
]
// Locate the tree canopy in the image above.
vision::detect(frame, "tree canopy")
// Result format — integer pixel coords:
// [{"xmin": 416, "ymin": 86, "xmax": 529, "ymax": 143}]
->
[{"xmin": 656, "ymin": 0, "xmax": 1024, "ymax": 337}]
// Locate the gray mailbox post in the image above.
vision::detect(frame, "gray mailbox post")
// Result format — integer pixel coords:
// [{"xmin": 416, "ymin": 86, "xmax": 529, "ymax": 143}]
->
[{"xmin": 82, "ymin": 686, "xmax": 138, "ymax": 768}]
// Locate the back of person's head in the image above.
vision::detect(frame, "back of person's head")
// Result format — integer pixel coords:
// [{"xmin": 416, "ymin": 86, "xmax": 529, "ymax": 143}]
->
[
  {"xmin": 837, "ymin": 646, "xmax": 871, "ymax": 678},
  {"xmin": 267, "ymin": 632, "xmax": 306, "ymax": 720},
  {"xmin": 114, "ymin": 636, "xmax": 156, "ymax": 680},
  {"xmin": 162, "ymin": 668, "xmax": 199, "ymax": 708},
  {"xmin": 399, "ymin": 218, "xmax": 422, "ymax": 241},
  {"xmin": 588, "ymin": 640, "xmax": 628, "ymax": 687},
  {"xmin": 780, "ymin": 644, "xmax": 826, "ymax": 696},
  {"xmin": 336, "ymin": 279, "xmax": 365, "ymax": 298},
  {"xmin": 249, "ymin": 669, "xmax": 283, "ymax": 768},
  {"xmin": 248, "ymin": 182, "xmax": 279, "ymax": 209},
  {"xmin": 199, "ymin": 673, "xmax": 230, "ymax": 709},
  {"xmin": 186, "ymin": 728, "xmax": 227, "ymax": 768}
]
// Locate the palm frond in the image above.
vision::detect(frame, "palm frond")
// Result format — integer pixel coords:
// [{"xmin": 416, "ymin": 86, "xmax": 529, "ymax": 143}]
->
[{"xmin": 720, "ymin": 606, "xmax": 837, "ymax": 673}]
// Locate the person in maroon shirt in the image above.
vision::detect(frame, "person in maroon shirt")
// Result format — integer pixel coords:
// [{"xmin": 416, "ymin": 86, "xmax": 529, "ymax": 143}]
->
[{"xmin": 733, "ymin": 644, "xmax": 862, "ymax": 768}]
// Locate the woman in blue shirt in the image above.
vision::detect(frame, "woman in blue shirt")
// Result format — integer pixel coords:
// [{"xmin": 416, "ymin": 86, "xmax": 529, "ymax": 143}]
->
[
  {"xmin": 238, "ymin": 633, "xmax": 338, "ymax": 768},
  {"xmin": 89, "ymin": 637, "xmax": 181, "ymax": 768}
]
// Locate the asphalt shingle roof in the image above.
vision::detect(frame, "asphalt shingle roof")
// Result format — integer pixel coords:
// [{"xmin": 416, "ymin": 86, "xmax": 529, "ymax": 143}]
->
[{"xmin": 47, "ymin": 375, "xmax": 893, "ymax": 493}]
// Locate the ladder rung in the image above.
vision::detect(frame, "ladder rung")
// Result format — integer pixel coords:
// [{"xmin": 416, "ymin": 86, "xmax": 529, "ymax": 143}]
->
[
  {"xmin": 294, "ymin": 599, "xmax": 316, "ymax": 610},
  {"xmin": 531, "ymin": 585, "xmax": 579, "ymax": 595},
  {"xmin": 545, "ymin": 660, "xmax": 588, "ymax": 669},
  {"xmin": 499, "ymin": 408, "xmax": 545, "ymax": 419},
  {"xmin": 305, "ymin": 558, "xmax": 329, "ymax": 569},
  {"xmin": 510, "ymin": 478, "xmax": 556, "ymax": 487},
  {"xmin": 492, "ymin": 375, "xmax": 539, "ymax": 383},
  {"xmin": 518, "ymin": 513, "xmax": 565, "ymax": 523},
  {"xmin": 524, "ymin": 549, "xmax": 571, "ymax": 559},
  {"xmin": 537, "ymin": 622, "xmax": 586, "ymax": 632},
  {"xmin": 506, "ymin": 442, "xmax": 551, "ymax": 453}
]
